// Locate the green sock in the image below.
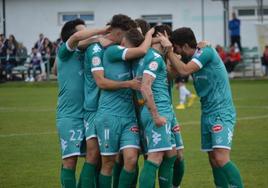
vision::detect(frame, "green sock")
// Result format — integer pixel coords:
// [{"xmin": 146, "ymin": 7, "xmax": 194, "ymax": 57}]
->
[
  {"xmin": 212, "ymin": 167, "xmax": 229, "ymax": 188},
  {"xmin": 61, "ymin": 167, "xmax": 76, "ymax": 188},
  {"xmin": 112, "ymin": 161, "xmax": 123, "ymax": 188},
  {"xmin": 118, "ymin": 167, "xmax": 136, "ymax": 188},
  {"xmin": 77, "ymin": 162, "xmax": 96, "ymax": 188},
  {"xmin": 172, "ymin": 159, "xmax": 185, "ymax": 187},
  {"xmin": 99, "ymin": 173, "xmax": 112, "ymax": 188},
  {"xmin": 130, "ymin": 164, "xmax": 139, "ymax": 188},
  {"xmin": 95, "ymin": 166, "xmax": 100, "ymax": 188},
  {"xmin": 139, "ymin": 160, "xmax": 159, "ymax": 188},
  {"xmin": 221, "ymin": 161, "xmax": 244, "ymax": 188},
  {"xmin": 158, "ymin": 156, "xmax": 177, "ymax": 188}
]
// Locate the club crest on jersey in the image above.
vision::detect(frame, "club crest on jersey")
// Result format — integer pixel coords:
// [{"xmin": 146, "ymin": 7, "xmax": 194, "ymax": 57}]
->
[
  {"xmin": 92, "ymin": 56, "xmax": 101, "ymax": 66},
  {"xmin": 130, "ymin": 126, "xmax": 139, "ymax": 133},
  {"xmin": 212, "ymin": 124, "xmax": 223, "ymax": 133},
  {"xmin": 93, "ymin": 44, "xmax": 102, "ymax": 54},
  {"xmin": 172, "ymin": 125, "xmax": 181, "ymax": 133},
  {"xmin": 149, "ymin": 61, "xmax": 158, "ymax": 71}
]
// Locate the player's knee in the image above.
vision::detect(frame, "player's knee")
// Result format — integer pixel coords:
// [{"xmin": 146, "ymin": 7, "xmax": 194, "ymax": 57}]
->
[
  {"xmin": 102, "ymin": 159, "xmax": 115, "ymax": 175},
  {"xmin": 176, "ymin": 149, "xmax": 184, "ymax": 161},
  {"xmin": 62, "ymin": 156, "xmax": 78, "ymax": 169},
  {"xmin": 213, "ymin": 150, "xmax": 230, "ymax": 167},
  {"xmin": 147, "ymin": 152, "xmax": 164, "ymax": 165},
  {"xmin": 124, "ymin": 154, "xmax": 138, "ymax": 171}
]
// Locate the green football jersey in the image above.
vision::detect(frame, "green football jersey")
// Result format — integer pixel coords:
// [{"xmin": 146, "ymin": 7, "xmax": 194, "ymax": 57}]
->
[
  {"xmin": 56, "ymin": 42, "xmax": 85, "ymax": 118},
  {"xmin": 191, "ymin": 46, "xmax": 235, "ymax": 114},
  {"xmin": 84, "ymin": 43, "xmax": 104, "ymax": 112},
  {"xmin": 98, "ymin": 45, "xmax": 135, "ymax": 117},
  {"xmin": 139, "ymin": 48, "xmax": 172, "ymax": 115}
]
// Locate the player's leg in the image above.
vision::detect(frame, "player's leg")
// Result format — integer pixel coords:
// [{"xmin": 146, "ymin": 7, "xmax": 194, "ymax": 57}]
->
[
  {"xmin": 95, "ymin": 113, "xmax": 121, "ymax": 188},
  {"xmin": 209, "ymin": 112, "xmax": 243, "ymax": 188},
  {"xmin": 171, "ymin": 114, "xmax": 185, "ymax": 188},
  {"xmin": 139, "ymin": 114, "xmax": 174, "ymax": 188},
  {"xmin": 57, "ymin": 118, "xmax": 84, "ymax": 188},
  {"xmin": 99, "ymin": 155, "xmax": 116, "ymax": 188},
  {"xmin": 78, "ymin": 112, "xmax": 100, "ymax": 188},
  {"xmin": 113, "ymin": 154, "xmax": 123, "ymax": 188},
  {"xmin": 158, "ymin": 148, "xmax": 177, "ymax": 188},
  {"xmin": 118, "ymin": 119, "xmax": 140, "ymax": 188}
]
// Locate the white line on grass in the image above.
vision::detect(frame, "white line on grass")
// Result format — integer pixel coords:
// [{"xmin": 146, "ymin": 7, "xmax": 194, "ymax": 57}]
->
[{"xmin": 0, "ymin": 114, "xmax": 268, "ymax": 138}]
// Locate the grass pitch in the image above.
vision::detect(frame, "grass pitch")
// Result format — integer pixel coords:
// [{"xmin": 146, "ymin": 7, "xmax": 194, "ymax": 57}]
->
[{"xmin": 0, "ymin": 80, "xmax": 267, "ymax": 187}]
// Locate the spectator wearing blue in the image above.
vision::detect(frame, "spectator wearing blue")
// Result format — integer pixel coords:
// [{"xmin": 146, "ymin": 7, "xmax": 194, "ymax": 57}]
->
[
  {"xmin": 229, "ymin": 12, "xmax": 242, "ymax": 52},
  {"xmin": 25, "ymin": 47, "xmax": 42, "ymax": 82}
]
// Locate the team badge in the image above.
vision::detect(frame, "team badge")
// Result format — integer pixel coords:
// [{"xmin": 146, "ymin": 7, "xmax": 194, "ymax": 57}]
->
[
  {"xmin": 149, "ymin": 61, "xmax": 158, "ymax": 71},
  {"xmin": 92, "ymin": 56, "xmax": 101, "ymax": 66},
  {"xmin": 212, "ymin": 124, "xmax": 223, "ymax": 133}
]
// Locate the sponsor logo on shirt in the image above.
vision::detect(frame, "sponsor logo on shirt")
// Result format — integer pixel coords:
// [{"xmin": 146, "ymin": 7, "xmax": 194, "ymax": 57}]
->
[
  {"xmin": 172, "ymin": 125, "xmax": 181, "ymax": 133},
  {"xmin": 149, "ymin": 61, "xmax": 158, "ymax": 71},
  {"xmin": 92, "ymin": 56, "xmax": 101, "ymax": 66},
  {"xmin": 153, "ymin": 52, "xmax": 161, "ymax": 59},
  {"xmin": 130, "ymin": 126, "xmax": 139, "ymax": 133},
  {"xmin": 212, "ymin": 124, "xmax": 223, "ymax": 133}
]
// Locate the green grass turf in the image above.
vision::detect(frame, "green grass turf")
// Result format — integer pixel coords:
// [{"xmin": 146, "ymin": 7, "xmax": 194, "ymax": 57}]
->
[{"xmin": 0, "ymin": 80, "xmax": 268, "ymax": 187}]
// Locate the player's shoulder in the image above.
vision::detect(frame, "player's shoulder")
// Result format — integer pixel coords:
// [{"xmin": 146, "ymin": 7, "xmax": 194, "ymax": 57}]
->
[
  {"xmin": 145, "ymin": 48, "xmax": 163, "ymax": 62},
  {"xmin": 194, "ymin": 46, "xmax": 214, "ymax": 58}
]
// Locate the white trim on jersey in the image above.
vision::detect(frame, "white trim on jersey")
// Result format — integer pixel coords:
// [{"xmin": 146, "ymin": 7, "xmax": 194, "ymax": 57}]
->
[
  {"xmin": 192, "ymin": 58, "xmax": 203, "ymax": 69},
  {"xmin": 176, "ymin": 146, "xmax": 184, "ymax": 150},
  {"xmin": 122, "ymin": 48, "xmax": 128, "ymax": 61},
  {"xmin": 212, "ymin": 145, "xmax": 231, "ymax": 150},
  {"xmin": 201, "ymin": 148, "xmax": 213, "ymax": 152},
  {"xmin": 91, "ymin": 67, "xmax": 104, "ymax": 72},
  {"xmin": 62, "ymin": 152, "xmax": 81, "ymax": 159},
  {"xmin": 120, "ymin": 145, "xmax": 140, "ymax": 151},
  {"xmin": 66, "ymin": 40, "xmax": 75, "ymax": 51},
  {"xmin": 147, "ymin": 147, "xmax": 173, "ymax": 153},
  {"xmin": 144, "ymin": 70, "xmax": 156, "ymax": 78},
  {"xmin": 86, "ymin": 135, "xmax": 97, "ymax": 141},
  {"xmin": 100, "ymin": 152, "xmax": 118, "ymax": 156}
]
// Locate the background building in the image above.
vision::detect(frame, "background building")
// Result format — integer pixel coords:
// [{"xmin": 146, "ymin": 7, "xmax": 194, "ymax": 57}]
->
[{"xmin": 0, "ymin": 0, "xmax": 268, "ymax": 50}]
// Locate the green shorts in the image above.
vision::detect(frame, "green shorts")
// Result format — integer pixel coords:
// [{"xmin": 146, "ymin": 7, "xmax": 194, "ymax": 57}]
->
[
  {"xmin": 94, "ymin": 113, "xmax": 140, "ymax": 156},
  {"xmin": 171, "ymin": 111, "xmax": 184, "ymax": 150},
  {"xmin": 140, "ymin": 112, "xmax": 173, "ymax": 154},
  {"xmin": 56, "ymin": 117, "xmax": 86, "ymax": 159},
  {"xmin": 201, "ymin": 110, "xmax": 236, "ymax": 151},
  {"xmin": 84, "ymin": 111, "xmax": 97, "ymax": 141}
]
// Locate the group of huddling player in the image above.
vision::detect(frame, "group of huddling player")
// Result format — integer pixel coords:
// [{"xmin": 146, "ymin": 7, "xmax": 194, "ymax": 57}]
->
[{"xmin": 55, "ymin": 14, "xmax": 244, "ymax": 188}]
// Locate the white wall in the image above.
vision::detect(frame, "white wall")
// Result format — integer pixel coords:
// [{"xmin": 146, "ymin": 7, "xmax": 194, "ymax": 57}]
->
[
  {"xmin": 3, "ymin": 0, "xmax": 268, "ymax": 51},
  {"xmin": 0, "ymin": 0, "xmax": 3, "ymax": 34}
]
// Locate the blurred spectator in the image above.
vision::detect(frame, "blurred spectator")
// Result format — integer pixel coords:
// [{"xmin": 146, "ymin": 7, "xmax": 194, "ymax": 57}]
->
[
  {"xmin": 215, "ymin": 45, "xmax": 227, "ymax": 63},
  {"xmin": 25, "ymin": 48, "xmax": 43, "ymax": 82},
  {"xmin": 229, "ymin": 12, "xmax": 242, "ymax": 52},
  {"xmin": 261, "ymin": 45, "xmax": 268, "ymax": 76},
  {"xmin": 16, "ymin": 43, "xmax": 28, "ymax": 65},
  {"xmin": 225, "ymin": 45, "xmax": 241, "ymax": 77},
  {"xmin": 34, "ymin": 33, "xmax": 45, "ymax": 52},
  {"xmin": 41, "ymin": 37, "xmax": 53, "ymax": 58}
]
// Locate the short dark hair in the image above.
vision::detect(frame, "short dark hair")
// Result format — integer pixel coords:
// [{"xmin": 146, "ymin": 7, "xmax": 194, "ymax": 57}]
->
[
  {"xmin": 135, "ymin": 19, "xmax": 151, "ymax": 36},
  {"xmin": 110, "ymin": 14, "xmax": 137, "ymax": 31},
  {"xmin": 125, "ymin": 28, "xmax": 144, "ymax": 47},
  {"xmin": 152, "ymin": 24, "xmax": 172, "ymax": 38},
  {"xmin": 60, "ymin": 19, "xmax": 85, "ymax": 42},
  {"xmin": 171, "ymin": 27, "xmax": 197, "ymax": 48}
]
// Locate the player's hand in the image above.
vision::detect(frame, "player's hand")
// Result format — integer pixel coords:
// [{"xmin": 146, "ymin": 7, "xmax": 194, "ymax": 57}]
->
[
  {"xmin": 153, "ymin": 116, "xmax": 167, "ymax": 127},
  {"xmin": 197, "ymin": 40, "xmax": 211, "ymax": 49},
  {"xmin": 157, "ymin": 32, "xmax": 173, "ymax": 49},
  {"xmin": 129, "ymin": 77, "xmax": 141, "ymax": 91},
  {"xmin": 147, "ymin": 27, "xmax": 155, "ymax": 36},
  {"xmin": 99, "ymin": 26, "xmax": 111, "ymax": 35}
]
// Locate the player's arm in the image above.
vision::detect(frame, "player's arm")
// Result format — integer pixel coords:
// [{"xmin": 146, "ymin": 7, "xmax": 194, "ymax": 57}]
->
[
  {"xmin": 123, "ymin": 27, "xmax": 155, "ymax": 60},
  {"xmin": 67, "ymin": 27, "xmax": 108, "ymax": 50},
  {"xmin": 93, "ymin": 70, "xmax": 140, "ymax": 90},
  {"xmin": 167, "ymin": 50, "xmax": 200, "ymax": 76},
  {"xmin": 140, "ymin": 73, "xmax": 166, "ymax": 127},
  {"xmin": 77, "ymin": 37, "xmax": 100, "ymax": 50}
]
